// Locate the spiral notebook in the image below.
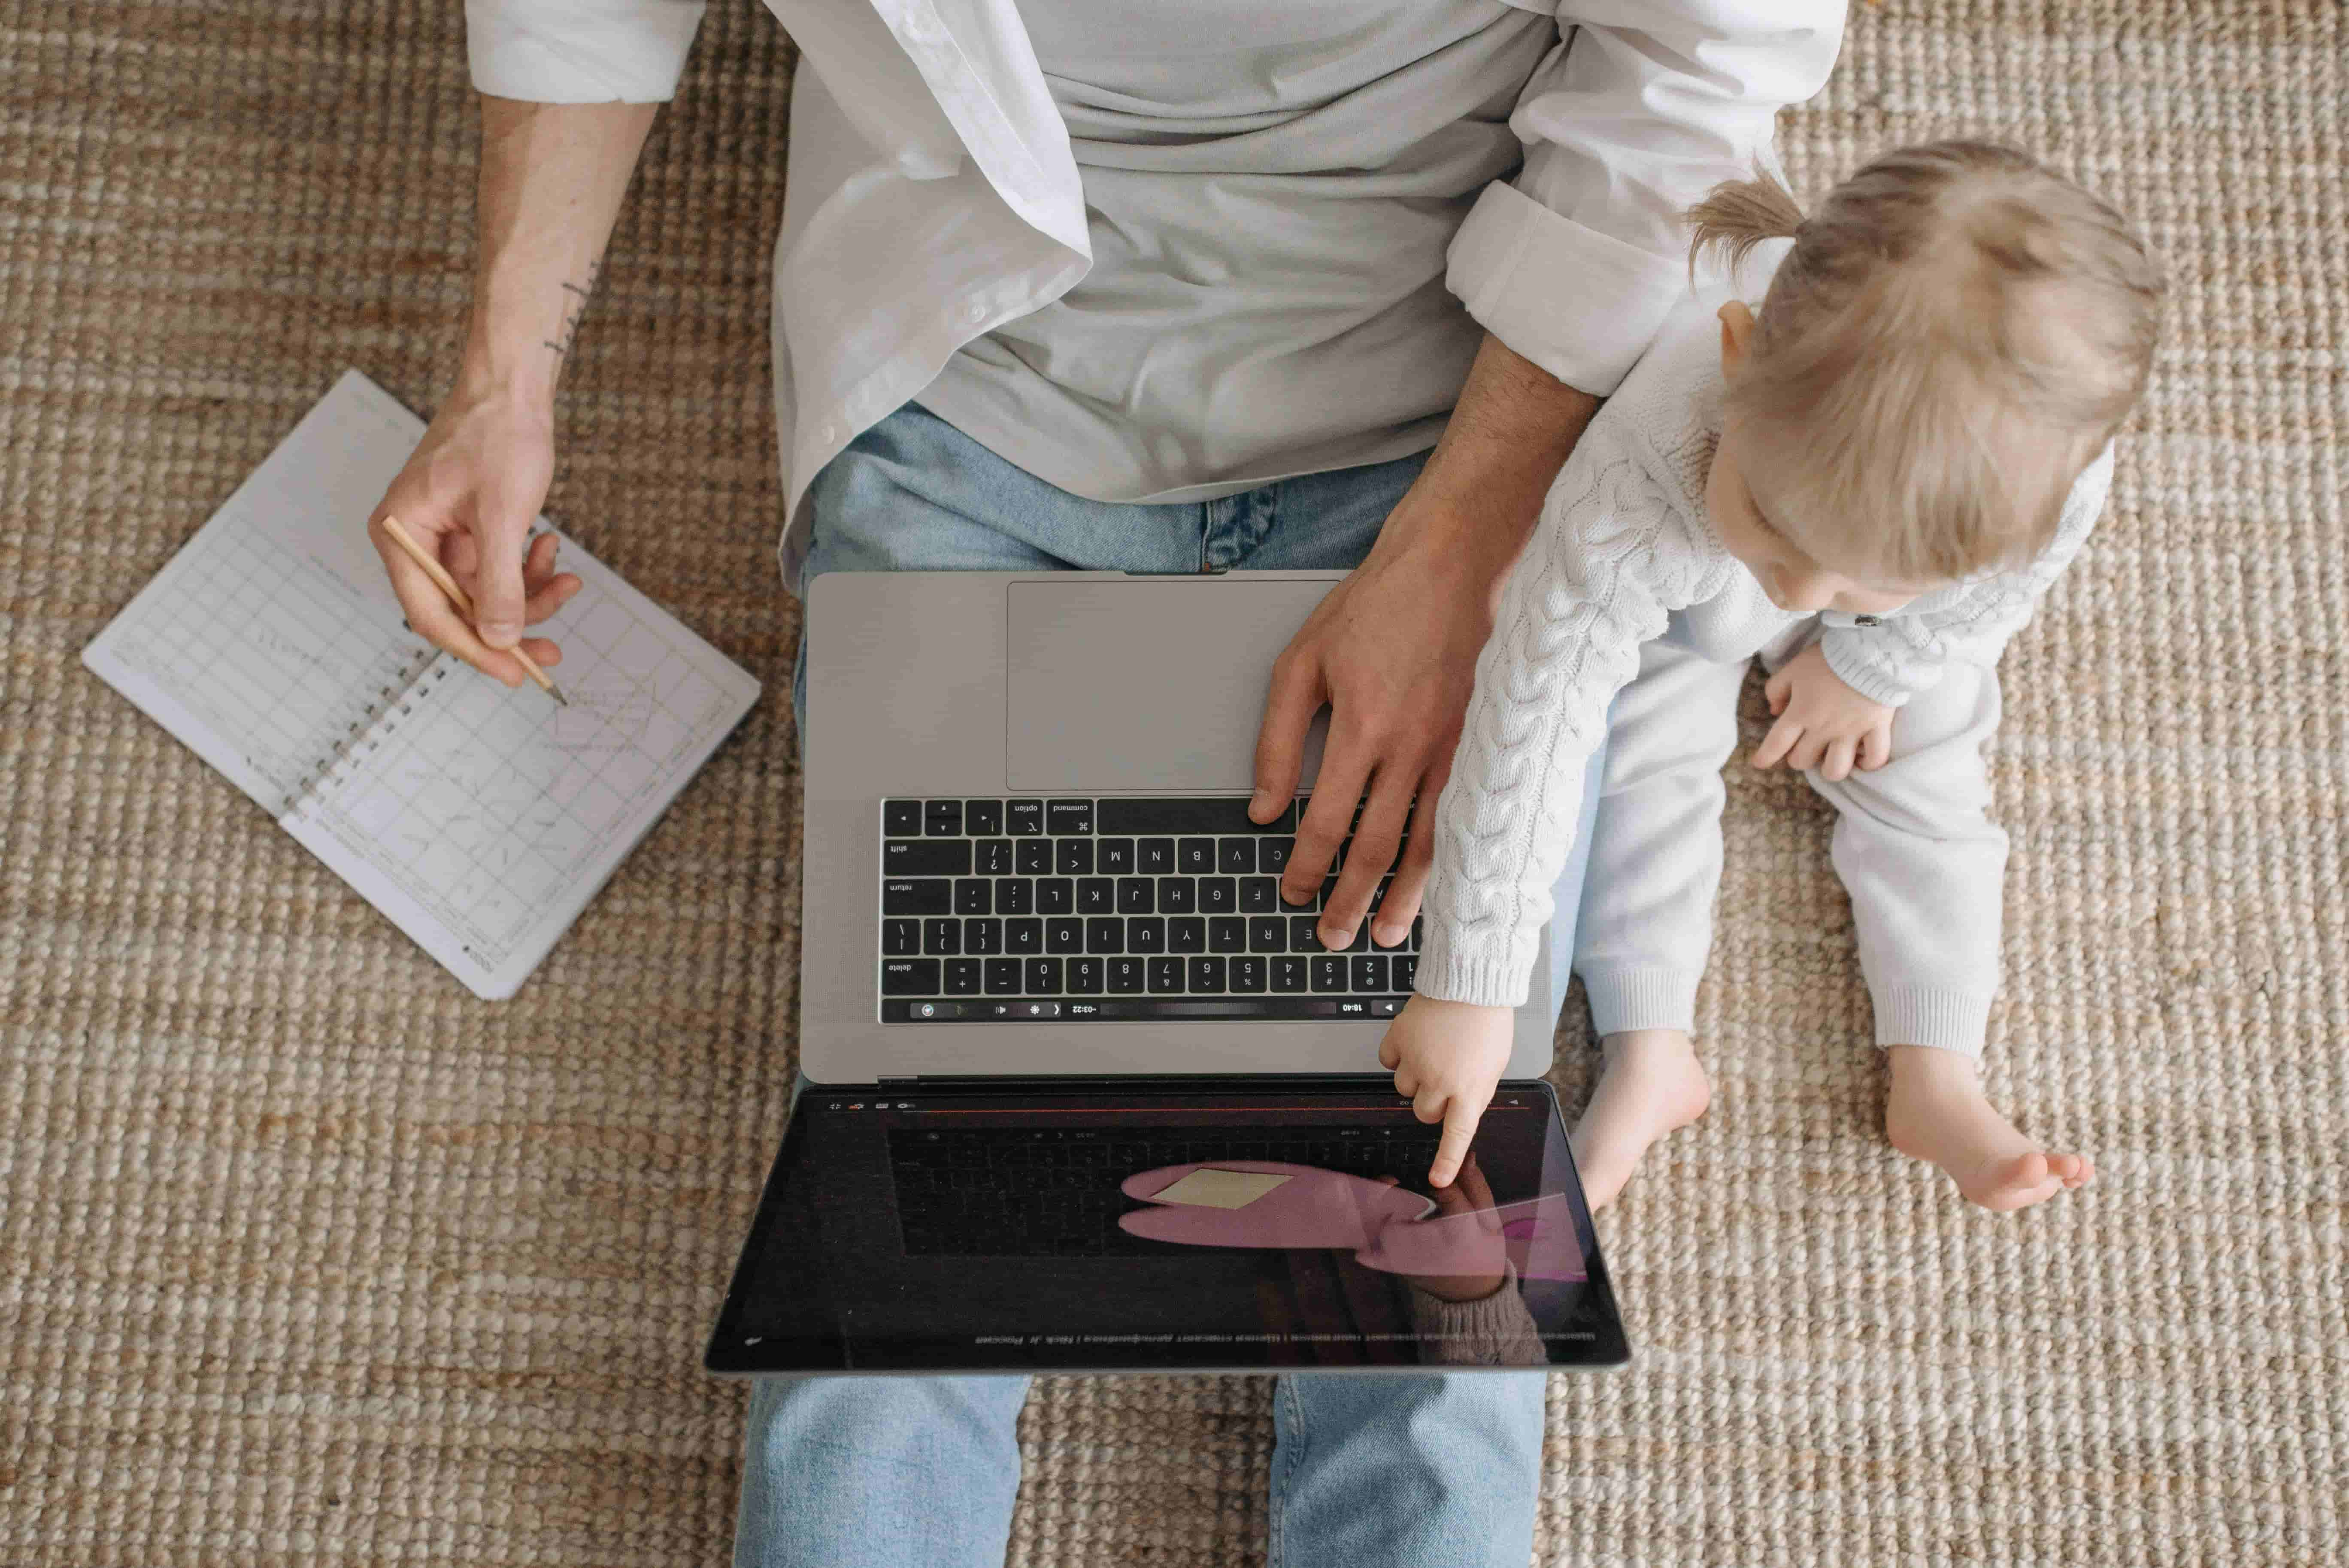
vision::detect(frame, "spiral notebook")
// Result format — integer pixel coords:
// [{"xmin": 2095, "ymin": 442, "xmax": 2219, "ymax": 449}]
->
[{"xmin": 82, "ymin": 369, "xmax": 762, "ymax": 999}]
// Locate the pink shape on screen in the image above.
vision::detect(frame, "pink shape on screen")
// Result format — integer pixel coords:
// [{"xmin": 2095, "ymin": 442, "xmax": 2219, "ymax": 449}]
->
[
  {"xmin": 1118, "ymin": 1162, "xmax": 1430, "ymax": 1250},
  {"xmin": 1117, "ymin": 1163, "xmax": 1586, "ymax": 1281}
]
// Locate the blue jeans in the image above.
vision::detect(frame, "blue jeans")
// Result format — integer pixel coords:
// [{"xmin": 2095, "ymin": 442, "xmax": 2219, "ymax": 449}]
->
[{"xmin": 747, "ymin": 405, "xmax": 1604, "ymax": 1568}]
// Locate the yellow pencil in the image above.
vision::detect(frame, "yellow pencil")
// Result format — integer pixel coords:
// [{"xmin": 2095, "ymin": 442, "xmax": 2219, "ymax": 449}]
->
[{"xmin": 379, "ymin": 514, "xmax": 569, "ymax": 706}]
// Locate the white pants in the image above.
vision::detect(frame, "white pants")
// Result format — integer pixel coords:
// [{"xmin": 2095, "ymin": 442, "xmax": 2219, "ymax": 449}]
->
[{"xmin": 1570, "ymin": 615, "xmax": 2009, "ymax": 1056}]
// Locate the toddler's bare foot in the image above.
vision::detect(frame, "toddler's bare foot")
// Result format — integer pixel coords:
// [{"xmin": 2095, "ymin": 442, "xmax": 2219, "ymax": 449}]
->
[
  {"xmin": 1570, "ymin": 1029, "xmax": 1711, "ymax": 1211},
  {"xmin": 1885, "ymin": 1044, "xmax": 2093, "ymax": 1212}
]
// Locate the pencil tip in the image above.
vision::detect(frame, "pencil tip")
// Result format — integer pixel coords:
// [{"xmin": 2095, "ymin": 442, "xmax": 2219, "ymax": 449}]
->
[{"xmin": 550, "ymin": 684, "xmax": 570, "ymax": 707}]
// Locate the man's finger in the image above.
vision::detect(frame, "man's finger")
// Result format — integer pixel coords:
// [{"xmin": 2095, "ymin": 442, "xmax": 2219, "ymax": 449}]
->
[
  {"xmin": 517, "ymin": 536, "xmax": 583, "ymax": 622},
  {"xmin": 1286, "ymin": 733, "xmax": 1370, "ymax": 906},
  {"xmin": 449, "ymin": 527, "xmax": 564, "ymax": 620},
  {"xmin": 470, "ymin": 504, "xmax": 535, "ymax": 649},
  {"xmin": 1428, "ymin": 1090, "xmax": 1488, "ymax": 1188},
  {"xmin": 447, "ymin": 529, "xmax": 480, "ymax": 581},
  {"xmin": 1859, "ymin": 723, "xmax": 1893, "ymax": 771},
  {"xmin": 1764, "ymin": 665, "xmax": 1791, "ymax": 714},
  {"xmin": 1752, "ymin": 714, "xmax": 1800, "ymax": 770},
  {"xmin": 521, "ymin": 571, "xmax": 584, "ymax": 626},
  {"xmin": 1320, "ymin": 761, "xmax": 1415, "ymax": 949},
  {"xmin": 372, "ymin": 518, "xmax": 527, "ymax": 688},
  {"xmin": 1822, "ymin": 736, "xmax": 1857, "ymax": 782},
  {"xmin": 1375, "ymin": 761, "xmax": 1444, "ymax": 947},
  {"xmin": 1252, "ymin": 649, "xmax": 1324, "ymax": 826},
  {"xmin": 1410, "ymin": 1082, "xmax": 1447, "ymax": 1126},
  {"xmin": 1379, "ymin": 1030, "xmax": 1402, "ymax": 1070},
  {"xmin": 1392, "ymin": 1064, "xmax": 1420, "ymax": 1099},
  {"xmin": 1789, "ymin": 731, "xmax": 1828, "ymax": 774}
]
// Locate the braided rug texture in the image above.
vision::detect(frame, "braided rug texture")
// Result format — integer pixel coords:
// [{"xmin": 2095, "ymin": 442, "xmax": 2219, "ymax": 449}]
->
[{"xmin": 1, "ymin": 2, "xmax": 2341, "ymax": 1563}]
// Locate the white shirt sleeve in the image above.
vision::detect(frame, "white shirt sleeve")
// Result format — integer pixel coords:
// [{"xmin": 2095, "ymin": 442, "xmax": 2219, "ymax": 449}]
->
[
  {"xmin": 1417, "ymin": 421, "xmax": 1712, "ymax": 1009},
  {"xmin": 1446, "ymin": 0, "xmax": 1846, "ymax": 398},
  {"xmin": 464, "ymin": 0, "xmax": 707, "ymax": 103},
  {"xmin": 1818, "ymin": 444, "xmax": 2115, "ymax": 707}
]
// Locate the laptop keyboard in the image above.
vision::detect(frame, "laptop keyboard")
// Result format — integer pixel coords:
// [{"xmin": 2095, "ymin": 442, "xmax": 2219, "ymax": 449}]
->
[
  {"xmin": 888, "ymin": 1123, "xmax": 1444, "ymax": 1256},
  {"xmin": 877, "ymin": 796, "xmax": 1420, "ymax": 1023}
]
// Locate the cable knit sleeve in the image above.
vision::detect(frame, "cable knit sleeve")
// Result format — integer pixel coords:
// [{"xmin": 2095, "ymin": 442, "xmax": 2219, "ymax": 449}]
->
[
  {"xmin": 1817, "ymin": 444, "xmax": 2115, "ymax": 706},
  {"xmin": 1416, "ymin": 425, "xmax": 1710, "ymax": 1009}
]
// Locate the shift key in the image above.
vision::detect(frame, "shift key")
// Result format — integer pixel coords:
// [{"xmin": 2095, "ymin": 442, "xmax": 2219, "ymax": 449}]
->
[{"xmin": 882, "ymin": 838, "xmax": 972, "ymax": 876}]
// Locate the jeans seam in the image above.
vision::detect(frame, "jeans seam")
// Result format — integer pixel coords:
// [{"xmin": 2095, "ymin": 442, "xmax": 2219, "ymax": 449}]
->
[
  {"xmin": 1270, "ymin": 1376, "xmax": 1307, "ymax": 1568},
  {"xmin": 1204, "ymin": 489, "xmax": 1279, "ymax": 572},
  {"xmin": 1252, "ymin": 484, "xmax": 1282, "ymax": 563}
]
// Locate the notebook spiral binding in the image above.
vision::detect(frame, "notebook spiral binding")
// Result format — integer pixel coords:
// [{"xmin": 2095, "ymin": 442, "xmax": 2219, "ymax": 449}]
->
[{"xmin": 286, "ymin": 642, "xmax": 449, "ymax": 810}]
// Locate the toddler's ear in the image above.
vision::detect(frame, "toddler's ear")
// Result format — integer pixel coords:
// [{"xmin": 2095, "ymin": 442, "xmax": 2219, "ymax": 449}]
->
[{"xmin": 1717, "ymin": 300, "xmax": 1757, "ymax": 373}]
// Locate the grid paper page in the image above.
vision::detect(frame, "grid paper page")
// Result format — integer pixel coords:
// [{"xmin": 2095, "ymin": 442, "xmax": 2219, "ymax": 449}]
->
[
  {"xmin": 288, "ymin": 541, "xmax": 756, "ymax": 998},
  {"xmin": 82, "ymin": 374, "xmax": 436, "ymax": 814}
]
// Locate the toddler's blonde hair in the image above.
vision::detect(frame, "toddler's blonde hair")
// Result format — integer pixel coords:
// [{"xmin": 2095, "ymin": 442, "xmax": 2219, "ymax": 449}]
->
[{"xmin": 1688, "ymin": 140, "xmax": 2161, "ymax": 584}]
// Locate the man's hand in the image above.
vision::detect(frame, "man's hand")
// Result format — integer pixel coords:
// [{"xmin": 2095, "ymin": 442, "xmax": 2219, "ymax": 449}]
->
[
  {"xmin": 1752, "ymin": 642, "xmax": 1895, "ymax": 782},
  {"xmin": 1251, "ymin": 335, "xmax": 1598, "ymax": 950},
  {"xmin": 1252, "ymin": 526, "xmax": 1495, "ymax": 950},
  {"xmin": 364, "ymin": 96, "xmax": 655, "ymax": 683},
  {"xmin": 367, "ymin": 388, "xmax": 576, "ymax": 685},
  {"xmin": 1378, "ymin": 994, "xmax": 1515, "ymax": 1188}
]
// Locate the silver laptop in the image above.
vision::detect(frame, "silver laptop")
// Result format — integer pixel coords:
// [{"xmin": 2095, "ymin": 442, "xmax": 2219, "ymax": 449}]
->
[{"xmin": 705, "ymin": 571, "xmax": 1629, "ymax": 1375}]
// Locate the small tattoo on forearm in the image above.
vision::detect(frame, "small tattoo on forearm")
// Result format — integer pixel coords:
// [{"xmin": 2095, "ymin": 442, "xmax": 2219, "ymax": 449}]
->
[{"xmin": 543, "ymin": 257, "xmax": 602, "ymax": 359}]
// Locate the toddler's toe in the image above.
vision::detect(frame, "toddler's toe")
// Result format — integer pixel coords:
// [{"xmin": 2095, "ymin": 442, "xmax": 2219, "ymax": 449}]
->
[{"xmin": 1970, "ymin": 1152, "xmax": 2059, "ymax": 1212}]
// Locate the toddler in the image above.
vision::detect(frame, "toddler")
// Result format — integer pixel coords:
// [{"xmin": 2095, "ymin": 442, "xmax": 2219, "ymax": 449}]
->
[{"xmin": 1379, "ymin": 140, "xmax": 2161, "ymax": 1212}]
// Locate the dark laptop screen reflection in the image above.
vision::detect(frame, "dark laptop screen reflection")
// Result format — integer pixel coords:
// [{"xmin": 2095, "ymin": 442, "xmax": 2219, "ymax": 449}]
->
[{"xmin": 726, "ymin": 1089, "xmax": 1622, "ymax": 1371}]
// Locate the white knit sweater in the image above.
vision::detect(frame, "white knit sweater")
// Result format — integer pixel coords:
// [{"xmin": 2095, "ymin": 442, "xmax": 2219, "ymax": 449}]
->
[{"xmin": 1417, "ymin": 288, "xmax": 2113, "ymax": 1010}]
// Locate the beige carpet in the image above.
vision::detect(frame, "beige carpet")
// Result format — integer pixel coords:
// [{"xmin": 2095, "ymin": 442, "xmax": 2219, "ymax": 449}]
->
[{"xmin": 3, "ymin": 2, "xmax": 2342, "ymax": 1563}]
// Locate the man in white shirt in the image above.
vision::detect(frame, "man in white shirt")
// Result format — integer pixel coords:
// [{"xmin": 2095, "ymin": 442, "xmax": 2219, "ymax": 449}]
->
[{"xmin": 366, "ymin": 3, "xmax": 1843, "ymax": 1563}]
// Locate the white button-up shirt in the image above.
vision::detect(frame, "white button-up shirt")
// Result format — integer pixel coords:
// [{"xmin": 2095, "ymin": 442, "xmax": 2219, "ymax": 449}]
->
[{"xmin": 464, "ymin": 0, "xmax": 1845, "ymax": 582}]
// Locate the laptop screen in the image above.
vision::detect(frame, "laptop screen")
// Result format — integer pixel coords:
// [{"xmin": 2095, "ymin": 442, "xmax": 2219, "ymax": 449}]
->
[{"xmin": 706, "ymin": 1081, "xmax": 1630, "ymax": 1373}]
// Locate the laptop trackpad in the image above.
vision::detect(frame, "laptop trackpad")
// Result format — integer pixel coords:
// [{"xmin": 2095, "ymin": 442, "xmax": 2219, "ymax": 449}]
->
[{"xmin": 1007, "ymin": 579, "xmax": 1331, "ymax": 792}]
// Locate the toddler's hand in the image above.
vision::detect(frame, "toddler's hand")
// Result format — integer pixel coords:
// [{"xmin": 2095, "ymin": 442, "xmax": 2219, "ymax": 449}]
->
[
  {"xmin": 1754, "ymin": 642, "xmax": 1894, "ymax": 781},
  {"xmin": 1378, "ymin": 995, "xmax": 1514, "ymax": 1187}
]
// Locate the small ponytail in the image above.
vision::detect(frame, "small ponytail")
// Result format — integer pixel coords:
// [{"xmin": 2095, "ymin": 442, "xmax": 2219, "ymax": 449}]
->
[
  {"xmin": 1686, "ymin": 170, "xmax": 1806, "ymax": 276},
  {"xmin": 1690, "ymin": 139, "xmax": 2162, "ymax": 585}
]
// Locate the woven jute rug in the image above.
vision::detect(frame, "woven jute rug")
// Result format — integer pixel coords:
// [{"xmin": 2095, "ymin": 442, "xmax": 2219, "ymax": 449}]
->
[{"xmin": 3, "ymin": 2, "xmax": 2341, "ymax": 1563}]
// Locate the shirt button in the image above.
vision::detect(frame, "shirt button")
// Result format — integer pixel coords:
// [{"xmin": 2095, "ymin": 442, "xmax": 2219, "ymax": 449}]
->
[
  {"xmin": 961, "ymin": 300, "xmax": 987, "ymax": 324},
  {"xmin": 817, "ymin": 421, "xmax": 840, "ymax": 446}
]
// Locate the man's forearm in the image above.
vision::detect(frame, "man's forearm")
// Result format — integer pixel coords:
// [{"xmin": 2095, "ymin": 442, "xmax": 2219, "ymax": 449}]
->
[
  {"xmin": 457, "ymin": 96, "xmax": 660, "ymax": 412},
  {"xmin": 1382, "ymin": 333, "xmax": 1601, "ymax": 586}
]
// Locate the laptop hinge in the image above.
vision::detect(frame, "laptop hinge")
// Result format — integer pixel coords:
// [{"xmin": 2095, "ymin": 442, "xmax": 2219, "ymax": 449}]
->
[{"xmin": 852, "ymin": 1072, "xmax": 1408, "ymax": 1093}]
